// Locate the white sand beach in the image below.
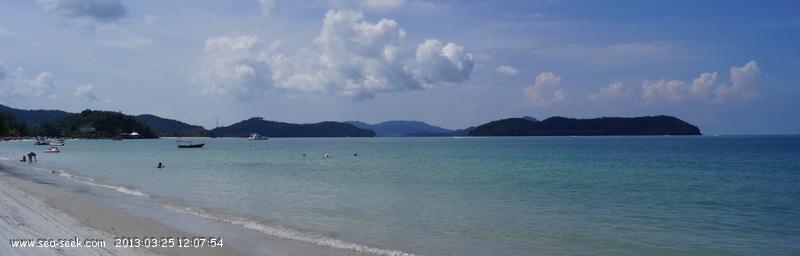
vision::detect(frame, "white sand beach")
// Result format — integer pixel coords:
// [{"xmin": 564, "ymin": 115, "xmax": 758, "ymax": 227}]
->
[
  {"xmin": 0, "ymin": 158, "xmax": 373, "ymax": 256},
  {"xmin": 0, "ymin": 171, "xmax": 248, "ymax": 256}
]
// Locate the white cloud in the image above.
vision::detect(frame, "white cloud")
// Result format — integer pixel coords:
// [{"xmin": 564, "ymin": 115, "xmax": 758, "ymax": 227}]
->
[
  {"xmin": 641, "ymin": 79, "xmax": 688, "ymax": 102},
  {"xmin": 715, "ymin": 60, "xmax": 760, "ymax": 102},
  {"xmin": 38, "ymin": 0, "xmax": 129, "ymax": 32},
  {"xmin": 496, "ymin": 65, "xmax": 519, "ymax": 77},
  {"xmin": 194, "ymin": 35, "xmax": 274, "ymax": 101},
  {"xmin": 524, "ymin": 72, "xmax": 568, "ymax": 106},
  {"xmin": 193, "ymin": 9, "xmax": 474, "ymax": 101},
  {"xmin": 75, "ymin": 84, "xmax": 98, "ymax": 101},
  {"xmin": 0, "ymin": 61, "xmax": 58, "ymax": 105},
  {"xmin": 588, "ymin": 82, "xmax": 632, "ymax": 101},
  {"xmin": 413, "ymin": 39, "xmax": 475, "ymax": 85},
  {"xmin": 204, "ymin": 35, "xmax": 259, "ymax": 52},
  {"xmin": 275, "ymin": 9, "xmax": 472, "ymax": 100},
  {"xmin": 640, "ymin": 60, "xmax": 761, "ymax": 104}
]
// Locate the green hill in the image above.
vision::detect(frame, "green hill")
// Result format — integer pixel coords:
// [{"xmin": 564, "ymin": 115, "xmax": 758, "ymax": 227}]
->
[
  {"xmin": 56, "ymin": 109, "xmax": 157, "ymax": 138},
  {"xmin": 136, "ymin": 114, "xmax": 212, "ymax": 137},
  {"xmin": 212, "ymin": 117, "xmax": 375, "ymax": 138},
  {"xmin": 0, "ymin": 104, "xmax": 71, "ymax": 128},
  {"xmin": 469, "ymin": 116, "xmax": 701, "ymax": 136}
]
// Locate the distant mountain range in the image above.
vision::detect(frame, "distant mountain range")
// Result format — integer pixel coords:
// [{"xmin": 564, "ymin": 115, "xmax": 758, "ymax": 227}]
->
[
  {"xmin": 345, "ymin": 120, "xmax": 476, "ymax": 137},
  {"xmin": 0, "ymin": 104, "xmax": 701, "ymax": 138}
]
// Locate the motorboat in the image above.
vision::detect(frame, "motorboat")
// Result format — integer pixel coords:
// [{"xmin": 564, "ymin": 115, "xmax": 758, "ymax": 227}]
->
[
  {"xmin": 248, "ymin": 133, "xmax": 268, "ymax": 140},
  {"xmin": 177, "ymin": 140, "xmax": 205, "ymax": 148},
  {"xmin": 45, "ymin": 146, "xmax": 60, "ymax": 153}
]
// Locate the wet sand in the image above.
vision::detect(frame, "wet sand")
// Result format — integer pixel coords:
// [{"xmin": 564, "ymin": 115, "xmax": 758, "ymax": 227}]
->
[{"xmin": 0, "ymin": 169, "xmax": 248, "ymax": 256}]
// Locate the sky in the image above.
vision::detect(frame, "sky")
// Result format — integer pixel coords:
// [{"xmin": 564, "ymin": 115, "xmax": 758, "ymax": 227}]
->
[{"xmin": 0, "ymin": 0, "xmax": 798, "ymax": 135}]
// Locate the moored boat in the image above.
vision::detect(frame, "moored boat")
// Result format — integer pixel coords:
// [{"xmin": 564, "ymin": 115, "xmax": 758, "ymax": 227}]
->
[
  {"xmin": 248, "ymin": 133, "xmax": 268, "ymax": 140},
  {"xmin": 177, "ymin": 140, "xmax": 205, "ymax": 148}
]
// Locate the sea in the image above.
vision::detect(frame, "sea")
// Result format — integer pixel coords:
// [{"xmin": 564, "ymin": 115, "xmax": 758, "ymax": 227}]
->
[{"xmin": 1, "ymin": 135, "xmax": 798, "ymax": 255}]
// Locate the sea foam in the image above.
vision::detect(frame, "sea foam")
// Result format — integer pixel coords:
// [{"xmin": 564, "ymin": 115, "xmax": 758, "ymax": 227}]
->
[
  {"xmin": 52, "ymin": 169, "xmax": 149, "ymax": 197},
  {"xmin": 163, "ymin": 204, "xmax": 417, "ymax": 256}
]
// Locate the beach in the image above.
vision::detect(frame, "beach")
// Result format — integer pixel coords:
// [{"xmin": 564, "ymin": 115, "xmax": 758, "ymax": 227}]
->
[
  {"xmin": 0, "ymin": 157, "xmax": 377, "ymax": 256},
  {"xmin": 0, "ymin": 165, "xmax": 248, "ymax": 256}
]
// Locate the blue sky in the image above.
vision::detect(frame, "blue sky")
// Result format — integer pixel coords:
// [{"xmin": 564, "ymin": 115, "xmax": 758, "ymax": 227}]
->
[{"xmin": 0, "ymin": 0, "xmax": 797, "ymax": 134}]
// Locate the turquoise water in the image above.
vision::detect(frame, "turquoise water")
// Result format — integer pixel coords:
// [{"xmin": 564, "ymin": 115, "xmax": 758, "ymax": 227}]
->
[{"xmin": 1, "ymin": 136, "xmax": 798, "ymax": 255}]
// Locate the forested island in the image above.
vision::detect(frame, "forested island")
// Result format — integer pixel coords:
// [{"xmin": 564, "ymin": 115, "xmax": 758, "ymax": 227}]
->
[
  {"xmin": 211, "ymin": 117, "xmax": 375, "ymax": 137},
  {"xmin": 1, "ymin": 104, "xmax": 700, "ymax": 138},
  {"xmin": 468, "ymin": 116, "xmax": 701, "ymax": 136}
]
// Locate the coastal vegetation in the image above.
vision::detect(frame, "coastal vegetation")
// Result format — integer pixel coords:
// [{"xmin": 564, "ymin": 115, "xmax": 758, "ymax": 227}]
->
[{"xmin": 55, "ymin": 109, "xmax": 157, "ymax": 139}]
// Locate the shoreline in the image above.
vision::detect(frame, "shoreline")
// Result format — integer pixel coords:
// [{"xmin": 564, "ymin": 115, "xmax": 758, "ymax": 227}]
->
[
  {"xmin": 0, "ymin": 159, "xmax": 374, "ymax": 256},
  {"xmin": 0, "ymin": 164, "xmax": 248, "ymax": 256}
]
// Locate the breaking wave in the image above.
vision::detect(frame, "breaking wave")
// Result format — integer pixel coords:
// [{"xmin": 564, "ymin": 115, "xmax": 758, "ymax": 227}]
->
[{"xmin": 48, "ymin": 169, "xmax": 150, "ymax": 197}]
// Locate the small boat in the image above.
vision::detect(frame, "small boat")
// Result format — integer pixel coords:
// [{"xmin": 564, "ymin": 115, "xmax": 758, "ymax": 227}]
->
[
  {"xmin": 49, "ymin": 141, "xmax": 65, "ymax": 146},
  {"xmin": 248, "ymin": 133, "xmax": 269, "ymax": 140},
  {"xmin": 45, "ymin": 146, "xmax": 60, "ymax": 153},
  {"xmin": 177, "ymin": 140, "xmax": 205, "ymax": 148},
  {"xmin": 35, "ymin": 139, "xmax": 49, "ymax": 145}
]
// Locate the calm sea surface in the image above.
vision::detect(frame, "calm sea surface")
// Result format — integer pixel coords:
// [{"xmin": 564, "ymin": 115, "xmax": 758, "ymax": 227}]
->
[{"xmin": 1, "ymin": 136, "xmax": 798, "ymax": 255}]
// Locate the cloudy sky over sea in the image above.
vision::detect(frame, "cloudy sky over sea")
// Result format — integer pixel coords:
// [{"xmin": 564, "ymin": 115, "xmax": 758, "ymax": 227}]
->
[{"xmin": 1, "ymin": 0, "xmax": 797, "ymax": 134}]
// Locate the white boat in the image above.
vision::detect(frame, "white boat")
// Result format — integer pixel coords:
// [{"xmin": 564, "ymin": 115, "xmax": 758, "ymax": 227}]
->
[
  {"xmin": 248, "ymin": 133, "xmax": 268, "ymax": 140},
  {"xmin": 45, "ymin": 146, "xmax": 60, "ymax": 153},
  {"xmin": 49, "ymin": 139, "xmax": 65, "ymax": 146}
]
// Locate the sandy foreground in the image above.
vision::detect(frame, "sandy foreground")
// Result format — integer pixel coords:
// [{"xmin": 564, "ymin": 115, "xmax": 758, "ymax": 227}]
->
[
  {"xmin": 0, "ymin": 160, "xmax": 372, "ymax": 256},
  {"xmin": 0, "ymin": 173, "xmax": 248, "ymax": 256}
]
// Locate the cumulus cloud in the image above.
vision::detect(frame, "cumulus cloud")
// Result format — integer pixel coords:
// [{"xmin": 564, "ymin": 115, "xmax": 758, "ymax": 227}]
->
[
  {"xmin": 38, "ymin": 0, "xmax": 129, "ymax": 32},
  {"xmin": 640, "ymin": 60, "xmax": 761, "ymax": 104},
  {"xmin": 588, "ymin": 82, "xmax": 633, "ymax": 101},
  {"xmin": 194, "ymin": 9, "xmax": 474, "ymax": 101},
  {"xmin": 524, "ymin": 72, "xmax": 568, "ymax": 106},
  {"xmin": 74, "ymin": 84, "xmax": 98, "ymax": 101},
  {"xmin": 0, "ymin": 61, "xmax": 58, "ymax": 105},
  {"xmin": 496, "ymin": 65, "xmax": 519, "ymax": 77},
  {"xmin": 194, "ymin": 35, "xmax": 274, "ymax": 101},
  {"xmin": 413, "ymin": 39, "xmax": 474, "ymax": 85},
  {"xmin": 716, "ymin": 60, "xmax": 760, "ymax": 102}
]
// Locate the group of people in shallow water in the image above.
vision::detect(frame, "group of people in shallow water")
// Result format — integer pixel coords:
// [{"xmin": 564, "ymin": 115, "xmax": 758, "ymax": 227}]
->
[{"xmin": 20, "ymin": 152, "xmax": 36, "ymax": 162}]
